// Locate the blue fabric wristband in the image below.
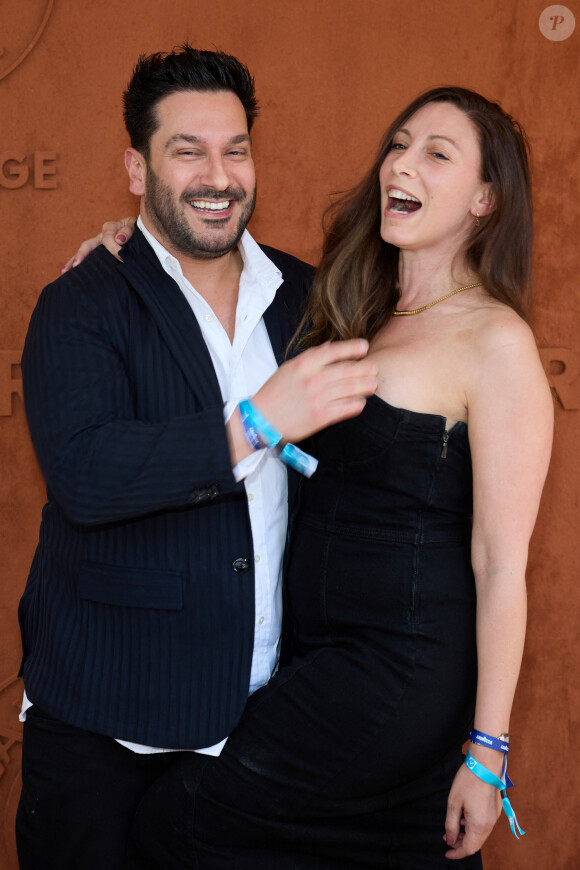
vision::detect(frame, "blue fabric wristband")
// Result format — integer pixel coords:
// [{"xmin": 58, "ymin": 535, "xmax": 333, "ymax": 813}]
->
[
  {"xmin": 464, "ymin": 751, "xmax": 525, "ymax": 839},
  {"xmin": 469, "ymin": 729, "xmax": 509, "ymax": 755}
]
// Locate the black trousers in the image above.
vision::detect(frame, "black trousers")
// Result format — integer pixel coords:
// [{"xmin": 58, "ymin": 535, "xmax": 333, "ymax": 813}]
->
[{"xmin": 16, "ymin": 706, "xmax": 186, "ymax": 870}]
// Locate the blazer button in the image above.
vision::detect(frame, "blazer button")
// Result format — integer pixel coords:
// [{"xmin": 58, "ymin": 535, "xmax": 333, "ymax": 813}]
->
[{"xmin": 232, "ymin": 557, "xmax": 250, "ymax": 573}]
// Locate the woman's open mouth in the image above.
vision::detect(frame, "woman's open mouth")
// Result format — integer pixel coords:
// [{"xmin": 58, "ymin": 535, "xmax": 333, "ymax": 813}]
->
[{"xmin": 387, "ymin": 189, "xmax": 421, "ymax": 215}]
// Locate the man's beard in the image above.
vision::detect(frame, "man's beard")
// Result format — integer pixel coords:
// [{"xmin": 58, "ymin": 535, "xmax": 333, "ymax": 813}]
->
[{"xmin": 144, "ymin": 166, "xmax": 256, "ymax": 260}]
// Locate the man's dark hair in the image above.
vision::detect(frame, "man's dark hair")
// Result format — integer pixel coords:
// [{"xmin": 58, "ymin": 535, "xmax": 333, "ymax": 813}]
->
[{"xmin": 123, "ymin": 44, "xmax": 259, "ymax": 159}]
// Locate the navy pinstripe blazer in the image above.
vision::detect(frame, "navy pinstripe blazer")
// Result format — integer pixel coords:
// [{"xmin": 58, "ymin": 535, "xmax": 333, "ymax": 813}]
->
[{"xmin": 19, "ymin": 227, "xmax": 312, "ymax": 749}]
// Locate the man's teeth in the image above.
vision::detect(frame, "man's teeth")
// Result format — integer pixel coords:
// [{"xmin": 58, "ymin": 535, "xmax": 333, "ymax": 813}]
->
[
  {"xmin": 389, "ymin": 190, "xmax": 420, "ymax": 203},
  {"xmin": 190, "ymin": 200, "xmax": 231, "ymax": 211}
]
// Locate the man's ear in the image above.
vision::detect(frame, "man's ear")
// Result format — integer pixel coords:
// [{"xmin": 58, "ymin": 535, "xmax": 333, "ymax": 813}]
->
[
  {"xmin": 125, "ymin": 148, "xmax": 147, "ymax": 196},
  {"xmin": 472, "ymin": 182, "xmax": 496, "ymax": 217}
]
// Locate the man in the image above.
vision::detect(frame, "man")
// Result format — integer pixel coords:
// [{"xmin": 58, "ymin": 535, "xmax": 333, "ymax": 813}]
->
[{"xmin": 16, "ymin": 45, "xmax": 376, "ymax": 869}]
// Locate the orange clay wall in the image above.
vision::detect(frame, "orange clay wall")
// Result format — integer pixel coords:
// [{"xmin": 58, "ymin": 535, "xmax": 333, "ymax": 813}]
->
[{"xmin": 0, "ymin": 2, "xmax": 578, "ymax": 867}]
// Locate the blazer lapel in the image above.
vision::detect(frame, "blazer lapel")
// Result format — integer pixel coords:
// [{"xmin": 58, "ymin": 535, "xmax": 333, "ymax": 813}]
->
[
  {"xmin": 118, "ymin": 230, "xmax": 303, "ymax": 507},
  {"xmin": 118, "ymin": 229, "xmax": 222, "ymax": 407}
]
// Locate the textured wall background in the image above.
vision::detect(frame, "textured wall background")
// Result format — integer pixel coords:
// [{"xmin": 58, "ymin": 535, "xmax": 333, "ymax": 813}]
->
[{"xmin": 1, "ymin": 1, "xmax": 578, "ymax": 867}]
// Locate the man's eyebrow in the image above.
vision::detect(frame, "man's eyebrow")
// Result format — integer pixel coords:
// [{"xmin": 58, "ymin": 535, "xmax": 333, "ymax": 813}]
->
[{"xmin": 165, "ymin": 133, "xmax": 252, "ymax": 148}]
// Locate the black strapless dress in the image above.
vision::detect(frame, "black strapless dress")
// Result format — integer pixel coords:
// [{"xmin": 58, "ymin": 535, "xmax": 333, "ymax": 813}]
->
[{"xmin": 135, "ymin": 396, "xmax": 483, "ymax": 869}]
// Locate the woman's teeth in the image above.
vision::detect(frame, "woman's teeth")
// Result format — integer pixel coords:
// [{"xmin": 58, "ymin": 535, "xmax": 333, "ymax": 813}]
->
[{"xmin": 388, "ymin": 190, "xmax": 421, "ymax": 214}]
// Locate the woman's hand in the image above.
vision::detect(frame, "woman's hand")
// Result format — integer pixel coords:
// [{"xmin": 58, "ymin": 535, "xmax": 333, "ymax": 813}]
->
[
  {"xmin": 444, "ymin": 761, "xmax": 501, "ymax": 859},
  {"xmin": 61, "ymin": 217, "xmax": 137, "ymax": 273}
]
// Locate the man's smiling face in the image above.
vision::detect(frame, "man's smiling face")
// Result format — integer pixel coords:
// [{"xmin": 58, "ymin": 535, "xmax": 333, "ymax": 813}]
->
[{"xmin": 132, "ymin": 89, "xmax": 257, "ymax": 261}]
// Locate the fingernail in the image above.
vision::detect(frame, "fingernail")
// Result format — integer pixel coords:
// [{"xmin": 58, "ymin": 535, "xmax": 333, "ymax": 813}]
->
[
  {"xmin": 71, "ymin": 258, "xmax": 78, "ymax": 268},
  {"xmin": 116, "ymin": 234, "xmax": 127, "ymax": 244}
]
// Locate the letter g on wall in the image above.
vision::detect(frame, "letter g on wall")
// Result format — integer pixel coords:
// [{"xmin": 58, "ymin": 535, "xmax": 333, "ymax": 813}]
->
[{"xmin": 0, "ymin": 1, "xmax": 54, "ymax": 82}]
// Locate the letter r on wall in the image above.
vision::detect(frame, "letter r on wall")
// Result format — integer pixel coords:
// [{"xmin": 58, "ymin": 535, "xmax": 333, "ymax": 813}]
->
[
  {"xmin": 539, "ymin": 347, "xmax": 579, "ymax": 410},
  {"xmin": 0, "ymin": 351, "xmax": 23, "ymax": 416}
]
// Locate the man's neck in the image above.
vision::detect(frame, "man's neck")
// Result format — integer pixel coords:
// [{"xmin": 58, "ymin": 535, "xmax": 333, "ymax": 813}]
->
[
  {"xmin": 140, "ymin": 215, "xmax": 244, "ymax": 342},
  {"xmin": 182, "ymin": 248, "xmax": 243, "ymax": 342}
]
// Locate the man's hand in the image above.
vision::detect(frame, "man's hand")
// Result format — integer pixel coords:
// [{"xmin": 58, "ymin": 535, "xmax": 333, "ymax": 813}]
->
[
  {"xmin": 227, "ymin": 339, "xmax": 377, "ymax": 466},
  {"xmin": 61, "ymin": 217, "xmax": 137, "ymax": 273},
  {"xmin": 254, "ymin": 339, "xmax": 377, "ymax": 441}
]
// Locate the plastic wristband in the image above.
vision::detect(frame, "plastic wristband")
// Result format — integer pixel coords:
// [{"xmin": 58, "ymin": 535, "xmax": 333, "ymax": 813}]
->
[
  {"xmin": 238, "ymin": 399, "xmax": 282, "ymax": 449},
  {"xmin": 469, "ymin": 729, "xmax": 510, "ymax": 755},
  {"xmin": 279, "ymin": 443, "xmax": 319, "ymax": 478},
  {"xmin": 239, "ymin": 402, "xmax": 268, "ymax": 451},
  {"xmin": 464, "ymin": 751, "xmax": 525, "ymax": 839},
  {"xmin": 238, "ymin": 400, "xmax": 319, "ymax": 478}
]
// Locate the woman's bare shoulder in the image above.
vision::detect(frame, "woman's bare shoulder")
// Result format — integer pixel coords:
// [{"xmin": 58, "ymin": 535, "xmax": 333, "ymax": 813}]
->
[{"xmin": 467, "ymin": 297, "xmax": 537, "ymax": 358}]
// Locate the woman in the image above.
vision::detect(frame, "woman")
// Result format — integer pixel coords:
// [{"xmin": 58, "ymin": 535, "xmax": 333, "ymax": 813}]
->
[{"xmin": 72, "ymin": 87, "xmax": 552, "ymax": 868}]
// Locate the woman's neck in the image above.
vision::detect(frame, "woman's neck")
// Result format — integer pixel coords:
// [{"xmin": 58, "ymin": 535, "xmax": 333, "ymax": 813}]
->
[{"xmin": 396, "ymin": 250, "xmax": 478, "ymax": 309}]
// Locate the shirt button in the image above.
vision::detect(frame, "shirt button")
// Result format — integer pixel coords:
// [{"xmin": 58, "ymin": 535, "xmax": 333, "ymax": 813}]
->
[
  {"xmin": 254, "ymin": 554, "xmax": 260, "ymax": 563},
  {"xmin": 247, "ymin": 493, "xmax": 254, "ymax": 502},
  {"xmin": 204, "ymin": 313, "xmax": 214, "ymax": 322},
  {"xmin": 258, "ymin": 616, "xmax": 264, "ymax": 625}
]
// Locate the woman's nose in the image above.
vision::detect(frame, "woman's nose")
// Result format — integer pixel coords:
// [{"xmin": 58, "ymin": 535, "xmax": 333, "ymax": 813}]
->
[{"xmin": 391, "ymin": 151, "xmax": 417, "ymax": 178}]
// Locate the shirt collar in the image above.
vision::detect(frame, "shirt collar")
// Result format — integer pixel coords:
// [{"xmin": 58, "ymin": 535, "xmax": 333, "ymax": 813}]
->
[{"xmin": 136, "ymin": 217, "xmax": 282, "ymax": 294}]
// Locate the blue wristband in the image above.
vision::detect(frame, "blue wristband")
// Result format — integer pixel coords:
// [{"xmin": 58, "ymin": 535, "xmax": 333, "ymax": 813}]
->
[
  {"xmin": 238, "ymin": 399, "xmax": 318, "ymax": 478},
  {"xmin": 469, "ymin": 729, "xmax": 509, "ymax": 755},
  {"xmin": 239, "ymin": 402, "xmax": 268, "ymax": 451},
  {"xmin": 465, "ymin": 751, "xmax": 525, "ymax": 839},
  {"xmin": 280, "ymin": 443, "xmax": 318, "ymax": 478},
  {"xmin": 238, "ymin": 399, "xmax": 282, "ymax": 448}
]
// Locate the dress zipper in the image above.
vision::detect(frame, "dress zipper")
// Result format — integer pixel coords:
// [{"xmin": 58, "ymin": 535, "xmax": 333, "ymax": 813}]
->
[{"xmin": 441, "ymin": 431, "xmax": 449, "ymax": 459}]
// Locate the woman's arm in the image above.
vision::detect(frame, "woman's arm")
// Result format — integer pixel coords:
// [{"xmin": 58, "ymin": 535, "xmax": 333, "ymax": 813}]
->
[
  {"xmin": 61, "ymin": 217, "xmax": 137, "ymax": 272},
  {"xmin": 445, "ymin": 312, "xmax": 553, "ymax": 860}
]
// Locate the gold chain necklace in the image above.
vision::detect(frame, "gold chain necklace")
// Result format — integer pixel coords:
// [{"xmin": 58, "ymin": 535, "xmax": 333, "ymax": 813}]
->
[{"xmin": 392, "ymin": 281, "xmax": 482, "ymax": 316}]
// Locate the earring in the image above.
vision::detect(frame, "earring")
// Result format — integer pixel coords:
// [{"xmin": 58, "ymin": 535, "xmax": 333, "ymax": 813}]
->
[{"xmin": 475, "ymin": 212, "xmax": 481, "ymax": 228}]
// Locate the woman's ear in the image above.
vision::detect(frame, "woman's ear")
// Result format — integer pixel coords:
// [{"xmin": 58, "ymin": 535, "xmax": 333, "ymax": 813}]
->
[
  {"xmin": 472, "ymin": 182, "xmax": 496, "ymax": 217},
  {"xmin": 125, "ymin": 148, "xmax": 147, "ymax": 196}
]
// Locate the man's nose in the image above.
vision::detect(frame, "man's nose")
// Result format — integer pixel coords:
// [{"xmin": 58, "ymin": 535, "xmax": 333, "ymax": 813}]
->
[{"xmin": 200, "ymin": 154, "xmax": 230, "ymax": 190}]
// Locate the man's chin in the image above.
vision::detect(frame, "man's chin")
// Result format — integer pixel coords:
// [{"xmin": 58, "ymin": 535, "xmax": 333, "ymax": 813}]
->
[
  {"xmin": 182, "ymin": 245, "xmax": 238, "ymax": 261},
  {"xmin": 175, "ymin": 233, "xmax": 244, "ymax": 260}
]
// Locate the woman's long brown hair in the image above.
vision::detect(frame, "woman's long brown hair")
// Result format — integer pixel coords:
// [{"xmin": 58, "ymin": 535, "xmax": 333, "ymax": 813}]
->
[{"xmin": 293, "ymin": 86, "xmax": 533, "ymax": 349}]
